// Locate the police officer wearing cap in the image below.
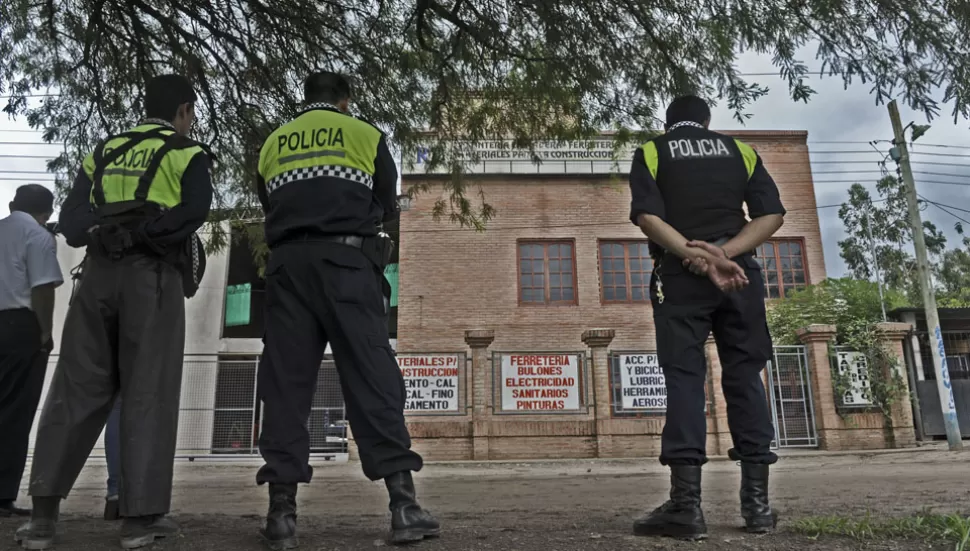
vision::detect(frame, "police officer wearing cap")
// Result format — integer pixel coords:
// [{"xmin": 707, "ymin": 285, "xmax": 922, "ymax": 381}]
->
[
  {"xmin": 16, "ymin": 74, "xmax": 214, "ymax": 550},
  {"xmin": 628, "ymin": 95, "xmax": 786, "ymax": 541},
  {"xmin": 254, "ymin": 71, "xmax": 438, "ymax": 549}
]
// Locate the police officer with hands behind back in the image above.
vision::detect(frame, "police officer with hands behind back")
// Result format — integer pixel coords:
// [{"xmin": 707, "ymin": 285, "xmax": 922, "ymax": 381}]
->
[
  {"xmin": 254, "ymin": 71, "xmax": 438, "ymax": 550},
  {"xmin": 628, "ymin": 95, "xmax": 786, "ymax": 541},
  {"xmin": 16, "ymin": 74, "xmax": 214, "ymax": 551}
]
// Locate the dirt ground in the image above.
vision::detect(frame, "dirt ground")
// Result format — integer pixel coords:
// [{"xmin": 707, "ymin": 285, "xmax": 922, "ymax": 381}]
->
[{"xmin": 3, "ymin": 445, "xmax": 969, "ymax": 550}]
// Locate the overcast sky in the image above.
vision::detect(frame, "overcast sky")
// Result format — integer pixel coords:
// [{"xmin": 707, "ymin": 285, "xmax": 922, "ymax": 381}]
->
[{"xmin": 2, "ymin": 46, "xmax": 968, "ymax": 278}]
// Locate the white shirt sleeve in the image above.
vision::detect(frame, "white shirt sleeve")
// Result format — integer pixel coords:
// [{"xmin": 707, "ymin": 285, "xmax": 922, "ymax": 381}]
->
[{"xmin": 25, "ymin": 230, "xmax": 64, "ymax": 289}]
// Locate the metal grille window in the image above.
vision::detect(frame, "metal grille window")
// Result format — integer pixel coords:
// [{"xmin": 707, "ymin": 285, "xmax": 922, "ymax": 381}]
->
[
  {"xmin": 212, "ymin": 356, "xmax": 259, "ymax": 454},
  {"xmin": 517, "ymin": 241, "xmax": 577, "ymax": 304},
  {"xmin": 599, "ymin": 241, "xmax": 653, "ymax": 303},
  {"xmin": 756, "ymin": 239, "xmax": 808, "ymax": 299}
]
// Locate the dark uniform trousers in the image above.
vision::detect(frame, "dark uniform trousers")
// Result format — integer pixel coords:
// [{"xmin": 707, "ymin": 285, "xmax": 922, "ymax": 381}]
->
[
  {"xmin": 28, "ymin": 253, "xmax": 185, "ymax": 517},
  {"xmin": 651, "ymin": 253, "xmax": 778, "ymax": 466},
  {"xmin": 256, "ymin": 241, "xmax": 423, "ymax": 485},
  {"xmin": 0, "ymin": 309, "xmax": 49, "ymax": 502}
]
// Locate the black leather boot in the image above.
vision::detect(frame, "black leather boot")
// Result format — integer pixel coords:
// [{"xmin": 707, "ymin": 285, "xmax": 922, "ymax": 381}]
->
[
  {"xmin": 260, "ymin": 483, "xmax": 298, "ymax": 550},
  {"xmin": 14, "ymin": 497, "xmax": 59, "ymax": 550},
  {"xmin": 740, "ymin": 462, "xmax": 778, "ymax": 533},
  {"xmin": 385, "ymin": 471, "xmax": 440, "ymax": 544},
  {"xmin": 633, "ymin": 465, "xmax": 707, "ymax": 541},
  {"xmin": 119, "ymin": 515, "xmax": 180, "ymax": 549}
]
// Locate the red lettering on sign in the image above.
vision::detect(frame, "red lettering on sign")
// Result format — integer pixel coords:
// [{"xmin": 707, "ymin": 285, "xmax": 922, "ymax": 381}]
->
[
  {"xmin": 400, "ymin": 367, "xmax": 459, "ymax": 378},
  {"xmin": 509, "ymin": 355, "xmax": 572, "ymax": 367}
]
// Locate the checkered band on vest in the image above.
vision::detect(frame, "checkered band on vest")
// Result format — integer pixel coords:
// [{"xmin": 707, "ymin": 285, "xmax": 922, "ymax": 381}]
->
[{"xmin": 266, "ymin": 164, "xmax": 374, "ymax": 194}]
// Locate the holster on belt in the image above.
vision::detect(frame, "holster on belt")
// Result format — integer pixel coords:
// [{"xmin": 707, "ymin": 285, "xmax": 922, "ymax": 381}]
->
[
  {"xmin": 362, "ymin": 233, "xmax": 395, "ymax": 270},
  {"xmin": 90, "ymin": 224, "xmax": 137, "ymax": 260}
]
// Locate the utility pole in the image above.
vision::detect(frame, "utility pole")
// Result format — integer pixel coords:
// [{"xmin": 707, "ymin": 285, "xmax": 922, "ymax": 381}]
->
[
  {"xmin": 862, "ymin": 209, "xmax": 887, "ymax": 322},
  {"xmin": 888, "ymin": 100, "xmax": 963, "ymax": 449}
]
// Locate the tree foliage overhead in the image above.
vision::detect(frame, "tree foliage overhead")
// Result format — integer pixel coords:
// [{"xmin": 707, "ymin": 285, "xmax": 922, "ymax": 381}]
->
[{"xmin": 2, "ymin": 0, "xmax": 970, "ymax": 230}]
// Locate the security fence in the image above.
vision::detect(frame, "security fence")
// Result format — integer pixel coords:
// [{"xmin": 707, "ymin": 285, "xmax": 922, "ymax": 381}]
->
[{"xmin": 29, "ymin": 354, "xmax": 348, "ymax": 459}]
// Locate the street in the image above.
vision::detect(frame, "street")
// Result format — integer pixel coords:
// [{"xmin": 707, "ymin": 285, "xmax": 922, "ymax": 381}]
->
[{"xmin": 3, "ymin": 446, "xmax": 968, "ymax": 550}]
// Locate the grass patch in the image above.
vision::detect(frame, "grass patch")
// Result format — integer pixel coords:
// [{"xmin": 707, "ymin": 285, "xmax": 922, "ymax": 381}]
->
[{"xmin": 792, "ymin": 511, "xmax": 970, "ymax": 551}]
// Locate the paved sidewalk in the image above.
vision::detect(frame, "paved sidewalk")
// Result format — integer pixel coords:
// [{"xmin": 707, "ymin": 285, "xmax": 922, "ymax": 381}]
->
[{"xmin": 4, "ymin": 446, "xmax": 969, "ymax": 550}]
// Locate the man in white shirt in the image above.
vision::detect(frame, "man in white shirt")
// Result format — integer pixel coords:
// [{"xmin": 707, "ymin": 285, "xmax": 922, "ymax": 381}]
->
[{"xmin": 0, "ymin": 185, "xmax": 63, "ymax": 516}]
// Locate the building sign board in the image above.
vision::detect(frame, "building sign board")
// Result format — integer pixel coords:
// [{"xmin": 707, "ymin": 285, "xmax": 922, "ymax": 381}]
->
[
  {"xmin": 616, "ymin": 353, "xmax": 667, "ymax": 410},
  {"xmin": 835, "ymin": 351, "xmax": 874, "ymax": 407},
  {"xmin": 403, "ymin": 139, "xmax": 638, "ymax": 175},
  {"xmin": 396, "ymin": 354, "xmax": 461, "ymax": 413},
  {"xmin": 499, "ymin": 353, "xmax": 583, "ymax": 412}
]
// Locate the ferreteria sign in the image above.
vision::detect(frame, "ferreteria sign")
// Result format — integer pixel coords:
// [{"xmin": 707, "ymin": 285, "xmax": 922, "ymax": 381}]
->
[
  {"xmin": 499, "ymin": 353, "xmax": 583, "ymax": 412},
  {"xmin": 402, "ymin": 138, "xmax": 638, "ymax": 175},
  {"xmin": 396, "ymin": 354, "xmax": 461, "ymax": 413}
]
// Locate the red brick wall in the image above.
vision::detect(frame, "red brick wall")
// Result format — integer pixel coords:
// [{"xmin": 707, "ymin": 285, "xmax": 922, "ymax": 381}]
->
[{"xmin": 398, "ymin": 130, "xmax": 827, "ymax": 354}]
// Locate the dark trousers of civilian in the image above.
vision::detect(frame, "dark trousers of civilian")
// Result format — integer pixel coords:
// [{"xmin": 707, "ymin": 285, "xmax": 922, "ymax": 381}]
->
[
  {"xmin": 256, "ymin": 241, "xmax": 423, "ymax": 485},
  {"xmin": 651, "ymin": 254, "xmax": 778, "ymax": 466},
  {"xmin": 0, "ymin": 309, "xmax": 49, "ymax": 503},
  {"xmin": 28, "ymin": 253, "xmax": 185, "ymax": 517}
]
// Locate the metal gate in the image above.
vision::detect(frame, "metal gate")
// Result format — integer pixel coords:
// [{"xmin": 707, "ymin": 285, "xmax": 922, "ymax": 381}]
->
[{"xmin": 766, "ymin": 346, "xmax": 818, "ymax": 448}]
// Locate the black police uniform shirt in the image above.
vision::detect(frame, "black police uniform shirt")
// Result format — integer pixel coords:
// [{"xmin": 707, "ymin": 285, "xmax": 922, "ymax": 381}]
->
[
  {"xmin": 255, "ymin": 104, "xmax": 399, "ymax": 248},
  {"xmin": 628, "ymin": 122, "xmax": 787, "ymax": 255}
]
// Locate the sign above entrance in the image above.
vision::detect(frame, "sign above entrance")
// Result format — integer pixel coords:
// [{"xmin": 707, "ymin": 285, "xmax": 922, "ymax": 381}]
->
[{"xmin": 402, "ymin": 139, "xmax": 638, "ymax": 176}]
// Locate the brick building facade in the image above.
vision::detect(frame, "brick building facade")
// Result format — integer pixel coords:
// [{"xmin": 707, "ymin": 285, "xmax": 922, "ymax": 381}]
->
[
  {"xmin": 368, "ymin": 129, "xmax": 914, "ymax": 462},
  {"xmin": 398, "ymin": 130, "xmax": 827, "ymax": 353}
]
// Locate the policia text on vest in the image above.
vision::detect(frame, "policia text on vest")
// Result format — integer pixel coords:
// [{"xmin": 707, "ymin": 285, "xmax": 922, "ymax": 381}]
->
[
  {"xmin": 18, "ymin": 73, "xmax": 215, "ymax": 551},
  {"xmin": 627, "ymin": 103, "xmax": 786, "ymax": 543},
  {"xmin": 252, "ymin": 75, "xmax": 438, "ymax": 548}
]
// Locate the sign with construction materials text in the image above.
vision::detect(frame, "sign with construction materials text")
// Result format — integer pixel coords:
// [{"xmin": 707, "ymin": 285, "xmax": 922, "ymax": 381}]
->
[
  {"xmin": 397, "ymin": 354, "xmax": 461, "ymax": 413},
  {"xmin": 835, "ymin": 351, "xmax": 873, "ymax": 407},
  {"xmin": 616, "ymin": 353, "xmax": 667, "ymax": 410},
  {"xmin": 500, "ymin": 353, "xmax": 582, "ymax": 412},
  {"xmin": 405, "ymin": 139, "xmax": 637, "ymax": 175}
]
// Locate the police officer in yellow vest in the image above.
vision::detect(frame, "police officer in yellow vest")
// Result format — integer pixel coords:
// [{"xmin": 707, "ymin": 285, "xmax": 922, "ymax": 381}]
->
[
  {"xmin": 628, "ymin": 95, "xmax": 785, "ymax": 541},
  {"xmin": 16, "ymin": 74, "xmax": 214, "ymax": 550},
  {"xmin": 254, "ymin": 71, "xmax": 438, "ymax": 549}
]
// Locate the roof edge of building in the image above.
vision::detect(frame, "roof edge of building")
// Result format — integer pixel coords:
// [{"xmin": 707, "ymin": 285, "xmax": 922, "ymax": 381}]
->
[{"xmin": 407, "ymin": 129, "xmax": 809, "ymax": 141}]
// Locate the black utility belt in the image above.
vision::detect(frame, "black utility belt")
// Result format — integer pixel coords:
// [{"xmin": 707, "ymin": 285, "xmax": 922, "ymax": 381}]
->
[
  {"xmin": 277, "ymin": 233, "xmax": 364, "ymax": 248},
  {"xmin": 276, "ymin": 233, "xmax": 394, "ymax": 270}
]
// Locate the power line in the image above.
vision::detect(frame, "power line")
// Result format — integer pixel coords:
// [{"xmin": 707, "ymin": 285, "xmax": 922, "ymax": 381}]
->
[
  {"xmin": 925, "ymin": 202, "xmax": 970, "ymax": 216},
  {"xmin": 911, "ymin": 150, "xmax": 970, "ymax": 159},
  {"xmin": 921, "ymin": 196, "xmax": 970, "ymax": 227}
]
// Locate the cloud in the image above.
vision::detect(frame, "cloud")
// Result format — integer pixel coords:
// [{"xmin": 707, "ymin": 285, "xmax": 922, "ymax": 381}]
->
[{"xmin": 710, "ymin": 48, "xmax": 970, "ymax": 276}]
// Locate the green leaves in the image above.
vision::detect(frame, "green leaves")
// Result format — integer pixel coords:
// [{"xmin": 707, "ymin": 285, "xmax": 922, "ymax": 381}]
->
[
  {"xmin": 3, "ymin": 0, "xmax": 970, "ymax": 237},
  {"xmin": 837, "ymin": 176, "xmax": 970, "ymax": 307}
]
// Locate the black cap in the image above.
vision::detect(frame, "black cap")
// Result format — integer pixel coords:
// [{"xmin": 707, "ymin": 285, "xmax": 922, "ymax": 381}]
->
[
  {"xmin": 11, "ymin": 184, "xmax": 54, "ymax": 215},
  {"xmin": 665, "ymin": 95, "xmax": 711, "ymax": 128},
  {"xmin": 145, "ymin": 74, "xmax": 198, "ymax": 120}
]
